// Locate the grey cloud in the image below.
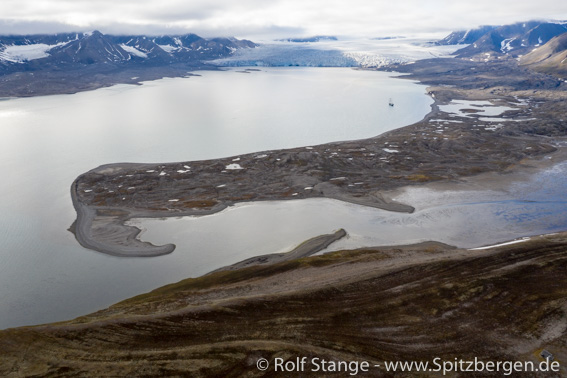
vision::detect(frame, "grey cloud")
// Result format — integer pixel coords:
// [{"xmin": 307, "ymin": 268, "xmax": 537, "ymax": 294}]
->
[
  {"xmin": 0, "ymin": 18, "xmax": 304, "ymax": 39},
  {"xmin": 0, "ymin": 0, "xmax": 566, "ymax": 39},
  {"xmin": 0, "ymin": 19, "xmax": 83, "ymax": 35}
]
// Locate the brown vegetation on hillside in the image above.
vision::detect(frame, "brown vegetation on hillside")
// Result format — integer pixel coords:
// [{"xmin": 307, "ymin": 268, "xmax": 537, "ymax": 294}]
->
[{"xmin": 0, "ymin": 234, "xmax": 566, "ymax": 376}]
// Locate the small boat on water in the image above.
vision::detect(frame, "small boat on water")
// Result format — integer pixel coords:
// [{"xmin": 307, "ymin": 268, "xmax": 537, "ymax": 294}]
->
[{"xmin": 389, "ymin": 98, "xmax": 394, "ymax": 107}]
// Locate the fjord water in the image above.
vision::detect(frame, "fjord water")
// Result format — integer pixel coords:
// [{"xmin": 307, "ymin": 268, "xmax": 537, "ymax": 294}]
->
[
  {"xmin": 2, "ymin": 68, "xmax": 566, "ymax": 330},
  {"xmin": 0, "ymin": 68, "xmax": 432, "ymax": 329}
]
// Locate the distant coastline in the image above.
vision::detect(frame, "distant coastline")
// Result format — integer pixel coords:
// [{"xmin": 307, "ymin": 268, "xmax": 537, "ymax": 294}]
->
[
  {"xmin": 0, "ymin": 64, "xmax": 214, "ymax": 98},
  {"xmin": 0, "ymin": 31, "xmax": 255, "ymax": 98}
]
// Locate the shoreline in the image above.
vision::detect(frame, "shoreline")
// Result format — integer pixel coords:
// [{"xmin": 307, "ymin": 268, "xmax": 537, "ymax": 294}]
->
[
  {"xmin": 70, "ymin": 163, "xmax": 412, "ymax": 258},
  {"xmin": 0, "ymin": 64, "xmax": 217, "ymax": 99},
  {"xmin": 70, "ymin": 58, "xmax": 567, "ymax": 257}
]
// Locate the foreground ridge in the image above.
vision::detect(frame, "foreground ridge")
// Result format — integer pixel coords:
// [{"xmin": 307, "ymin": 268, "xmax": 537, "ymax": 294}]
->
[{"xmin": 1, "ymin": 233, "xmax": 565, "ymax": 376}]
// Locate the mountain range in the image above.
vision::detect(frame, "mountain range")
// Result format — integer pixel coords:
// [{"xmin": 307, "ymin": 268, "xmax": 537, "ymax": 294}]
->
[
  {"xmin": 438, "ymin": 20, "xmax": 567, "ymax": 59},
  {"xmin": 0, "ymin": 30, "xmax": 255, "ymax": 75},
  {"xmin": 1, "ymin": 21, "xmax": 567, "ymax": 97}
]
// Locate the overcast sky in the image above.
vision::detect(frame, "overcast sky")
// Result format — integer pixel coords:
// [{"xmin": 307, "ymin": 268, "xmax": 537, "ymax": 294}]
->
[{"xmin": 1, "ymin": 0, "xmax": 566, "ymax": 39}]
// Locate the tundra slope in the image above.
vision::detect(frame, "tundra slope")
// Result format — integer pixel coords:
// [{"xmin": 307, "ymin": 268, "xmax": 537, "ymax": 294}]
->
[{"xmin": 0, "ymin": 232, "xmax": 565, "ymax": 377}]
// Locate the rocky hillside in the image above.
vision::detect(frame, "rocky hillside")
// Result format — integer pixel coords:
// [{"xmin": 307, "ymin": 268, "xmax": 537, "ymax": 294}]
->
[{"xmin": 520, "ymin": 32, "xmax": 567, "ymax": 77}]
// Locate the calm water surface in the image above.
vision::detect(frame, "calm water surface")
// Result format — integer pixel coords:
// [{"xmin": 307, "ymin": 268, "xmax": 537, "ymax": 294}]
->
[{"xmin": 0, "ymin": 68, "xmax": 432, "ymax": 329}]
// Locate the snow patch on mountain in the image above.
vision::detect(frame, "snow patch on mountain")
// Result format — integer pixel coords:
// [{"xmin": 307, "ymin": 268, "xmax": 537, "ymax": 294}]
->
[
  {"xmin": 501, "ymin": 38, "xmax": 516, "ymax": 52},
  {"xmin": 119, "ymin": 44, "xmax": 148, "ymax": 58},
  {"xmin": 157, "ymin": 44, "xmax": 178, "ymax": 53}
]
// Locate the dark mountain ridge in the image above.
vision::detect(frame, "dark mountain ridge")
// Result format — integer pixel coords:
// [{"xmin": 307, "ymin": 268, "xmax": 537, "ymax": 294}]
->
[
  {"xmin": 0, "ymin": 30, "xmax": 255, "ymax": 74},
  {"xmin": 0, "ymin": 30, "xmax": 256, "ymax": 97}
]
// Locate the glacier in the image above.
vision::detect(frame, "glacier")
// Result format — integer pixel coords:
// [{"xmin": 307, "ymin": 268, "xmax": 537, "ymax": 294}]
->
[
  {"xmin": 0, "ymin": 42, "xmax": 68, "ymax": 63},
  {"xmin": 212, "ymin": 37, "xmax": 462, "ymax": 68}
]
